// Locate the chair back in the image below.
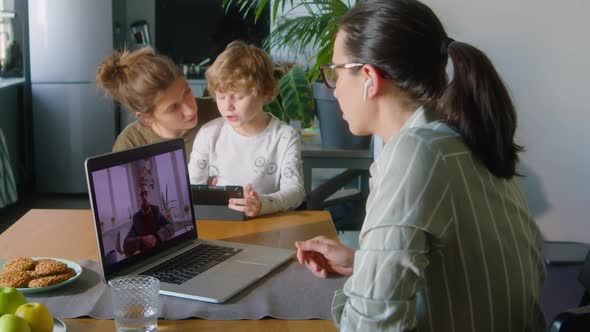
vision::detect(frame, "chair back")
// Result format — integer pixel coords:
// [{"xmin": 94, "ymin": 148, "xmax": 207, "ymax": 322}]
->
[
  {"xmin": 578, "ymin": 251, "xmax": 590, "ymax": 306},
  {"xmin": 549, "ymin": 305, "xmax": 590, "ymax": 332},
  {"xmin": 195, "ymin": 97, "xmax": 221, "ymax": 130},
  {"xmin": 549, "ymin": 251, "xmax": 590, "ymax": 331}
]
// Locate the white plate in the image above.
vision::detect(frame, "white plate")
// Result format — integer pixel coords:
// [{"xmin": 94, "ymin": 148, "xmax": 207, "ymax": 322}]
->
[
  {"xmin": 53, "ymin": 317, "xmax": 67, "ymax": 332},
  {"xmin": 0, "ymin": 257, "xmax": 82, "ymax": 294}
]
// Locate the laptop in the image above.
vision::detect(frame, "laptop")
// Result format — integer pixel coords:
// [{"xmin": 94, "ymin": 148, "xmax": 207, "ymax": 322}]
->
[{"xmin": 84, "ymin": 138, "xmax": 294, "ymax": 303}]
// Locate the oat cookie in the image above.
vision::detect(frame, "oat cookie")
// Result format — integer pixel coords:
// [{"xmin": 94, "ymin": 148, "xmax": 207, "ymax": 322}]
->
[
  {"xmin": 0, "ymin": 270, "xmax": 35, "ymax": 288},
  {"xmin": 34, "ymin": 259, "xmax": 68, "ymax": 276},
  {"xmin": 2, "ymin": 257, "xmax": 36, "ymax": 272},
  {"xmin": 28, "ymin": 271, "xmax": 73, "ymax": 288},
  {"xmin": 60, "ymin": 268, "xmax": 76, "ymax": 279}
]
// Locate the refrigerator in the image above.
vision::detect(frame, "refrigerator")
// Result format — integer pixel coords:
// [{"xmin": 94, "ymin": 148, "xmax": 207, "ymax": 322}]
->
[{"xmin": 29, "ymin": 0, "xmax": 116, "ymax": 193}]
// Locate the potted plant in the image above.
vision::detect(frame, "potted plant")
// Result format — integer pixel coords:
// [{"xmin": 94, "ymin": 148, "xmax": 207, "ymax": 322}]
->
[
  {"xmin": 223, "ymin": 0, "xmax": 372, "ymax": 150},
  {"xmin": 264, "ymin": 64, "xmax": 315, "ymax": 129}
]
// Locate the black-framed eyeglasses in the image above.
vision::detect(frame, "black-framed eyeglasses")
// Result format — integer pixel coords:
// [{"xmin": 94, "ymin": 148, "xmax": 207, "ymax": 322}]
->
[{"xmin": 319, "ymin": 63, "xmax": 364, "ymax": 89}]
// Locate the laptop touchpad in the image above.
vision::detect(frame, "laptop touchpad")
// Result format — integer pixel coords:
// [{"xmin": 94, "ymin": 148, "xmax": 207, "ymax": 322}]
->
[{"xmin": 214, "ymin": 261, "xmax": 268, "ymax": 279}]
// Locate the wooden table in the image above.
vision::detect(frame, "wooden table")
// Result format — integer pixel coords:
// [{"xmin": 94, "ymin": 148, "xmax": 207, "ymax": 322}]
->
[{"xmin": 0, "ymin": 209, "xmax": 339, "ymax": 332}]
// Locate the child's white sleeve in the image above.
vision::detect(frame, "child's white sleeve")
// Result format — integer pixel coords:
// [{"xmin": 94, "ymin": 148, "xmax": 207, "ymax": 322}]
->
[
  {"xmin": 188, "ymin": 129, "xmax": 210, "ymax": 185},
  {"xmin": 258, "ymin": 129, "xmax": 305, "ymax": 215}
]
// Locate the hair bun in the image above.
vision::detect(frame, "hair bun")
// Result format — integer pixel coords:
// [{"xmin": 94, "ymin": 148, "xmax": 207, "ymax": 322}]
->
[
  {"xmin": 95, "ymin": 47, "xmax": 178, "ymax": 114},
  {"xmin": 96, "ymin": 50, "xmax": 131, "ymax": 95}
]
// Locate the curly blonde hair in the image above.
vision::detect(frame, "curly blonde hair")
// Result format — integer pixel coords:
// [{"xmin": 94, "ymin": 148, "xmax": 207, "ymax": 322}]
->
[
  {"xmin": 205, "ymin": 41, "xmax": 278, "ymax": 98},
  {"xmin": 96, "ymin": 47, "xmax": 182, "ymax": 115}
]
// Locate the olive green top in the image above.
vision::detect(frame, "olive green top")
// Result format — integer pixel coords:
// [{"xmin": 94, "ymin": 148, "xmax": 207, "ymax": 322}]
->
[
  {"xmin": 332, "ymin": 108, "xmax": 546, "ymax": 332},
  {"xmin": 112, "ymin": 97, "xmax": 220, "ymax": 162}
]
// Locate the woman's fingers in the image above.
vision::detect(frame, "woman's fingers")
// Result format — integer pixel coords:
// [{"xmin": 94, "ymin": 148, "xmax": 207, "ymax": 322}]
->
[
  {"xmin": 296, "ymin": 248, "xmax": 306, "ymax": 264},
  {"xmin": 305, "ymin": 257, "xmax": 328, "ymax": 278},
  {"xmin": 295, "ymin": 236, "xmax": 333, "ymax": 257}
]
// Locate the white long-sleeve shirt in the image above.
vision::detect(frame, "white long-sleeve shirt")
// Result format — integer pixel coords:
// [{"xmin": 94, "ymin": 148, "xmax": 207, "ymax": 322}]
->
[{"xmin": 188, "ymin": 115, "xmax": 305, "ymax": 215}]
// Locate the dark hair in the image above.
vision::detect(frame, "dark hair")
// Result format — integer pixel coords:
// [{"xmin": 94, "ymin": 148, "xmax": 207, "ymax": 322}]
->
[{"xmin": 340, "ymin": 0, "xmax": 522, "ymax": 179}]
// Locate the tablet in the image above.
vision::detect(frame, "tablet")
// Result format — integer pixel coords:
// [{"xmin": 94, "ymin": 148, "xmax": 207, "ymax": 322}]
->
[{"xmin": 191, "ymin": 185, "xmax": 246, "ymax": 221}]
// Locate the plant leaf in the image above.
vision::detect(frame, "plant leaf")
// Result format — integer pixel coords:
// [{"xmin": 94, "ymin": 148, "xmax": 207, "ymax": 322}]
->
[
  {"xmin": 263, "ymin": 98, "xmax": 285, "ymax": 121},
  {"xmin": 279, "ymin": 66, "xmax": 315, "ymax": 128},
  {"xmin": 254, "ymin": 0, "xmax": 269, "ymax": 22},
  {"xmin": 226, "ymin": 0, "xmax": 352, "ymax": 79}
]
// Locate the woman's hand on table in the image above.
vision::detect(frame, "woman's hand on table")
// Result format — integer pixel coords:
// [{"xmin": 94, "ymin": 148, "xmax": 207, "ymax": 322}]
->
[{"xmin": 295, "ymin": 236, "xmax": 355, "ymax": 278}]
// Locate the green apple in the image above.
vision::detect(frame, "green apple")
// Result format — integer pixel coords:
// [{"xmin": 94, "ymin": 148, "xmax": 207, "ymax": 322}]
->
[
  {"xmin": 0, "ymin": 314, "xmax": 32, "ymax": 332},
  {"xmin": 14, "ymin": 302, "xmax": 54, "ymax": 332},
  {"xmin": 0, "ymin": 287, "xmax": 27, "ymax": 315}
]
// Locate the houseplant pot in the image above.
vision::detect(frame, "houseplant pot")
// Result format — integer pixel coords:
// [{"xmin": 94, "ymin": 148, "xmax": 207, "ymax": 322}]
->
[{"xmin": 313, "ymin": 82, "xmax": 372, "ymax": 149}]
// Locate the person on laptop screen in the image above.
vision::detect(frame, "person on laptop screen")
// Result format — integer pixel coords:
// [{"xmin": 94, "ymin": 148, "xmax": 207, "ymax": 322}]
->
[
  {"xmin": 188, "ymin": 41, "xmax": 305, "ymax": 217},
  {"xmin": 96, "ymin": 47, "xmax": 220, "ymax": 162},
  {"xmin": 124, "ymin": 178, "xmax": 175, "ymax": 256}
]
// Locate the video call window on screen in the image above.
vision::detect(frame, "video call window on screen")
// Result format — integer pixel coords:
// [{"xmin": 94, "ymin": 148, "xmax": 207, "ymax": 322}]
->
[{"xmin": 91, "ymin": 150, "xmax": 194, "ymax": 265}]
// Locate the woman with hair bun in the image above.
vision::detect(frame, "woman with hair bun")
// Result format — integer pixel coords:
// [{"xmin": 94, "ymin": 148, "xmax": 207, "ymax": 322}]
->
[
  {"xmin": 96, "ymin": 47, "xmax": 218, "ymax": 160},
  {"xmin": 295, "ymin": 0, "xmax": 545, "ymax": 331}
]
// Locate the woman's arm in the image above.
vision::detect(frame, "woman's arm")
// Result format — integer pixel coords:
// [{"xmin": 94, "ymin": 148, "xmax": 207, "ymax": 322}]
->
[{"xmin": 334, "ymin": 132, "xmax": 452, "ymax": 331}]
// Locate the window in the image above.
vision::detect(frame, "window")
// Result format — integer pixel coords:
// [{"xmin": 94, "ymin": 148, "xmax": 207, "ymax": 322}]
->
[{"xmin": 0, "ymin": 0, "xmax": 23, "ymax": 78}]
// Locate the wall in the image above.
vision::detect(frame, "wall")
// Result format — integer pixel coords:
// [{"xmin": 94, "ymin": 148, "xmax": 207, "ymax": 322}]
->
[{"xmin": 424, "ymin": 0, "xmax": 590, "ymax": 242}]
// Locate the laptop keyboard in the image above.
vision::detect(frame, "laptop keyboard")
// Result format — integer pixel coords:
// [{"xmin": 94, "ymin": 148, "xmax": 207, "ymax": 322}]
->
[{"xmin": 143, "ymin": 244, "xmax": 242, "ymax": 285}]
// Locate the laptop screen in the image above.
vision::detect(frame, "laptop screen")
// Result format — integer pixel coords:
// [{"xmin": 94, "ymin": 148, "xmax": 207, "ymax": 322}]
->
[{"xmin": 85, "ymin": 138, "xmax": 196, "ymax": 278}]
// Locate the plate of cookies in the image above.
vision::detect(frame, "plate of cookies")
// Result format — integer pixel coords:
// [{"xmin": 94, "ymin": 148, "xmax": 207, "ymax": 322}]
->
[{"xmin": 0, "ymin": 257, "xmax": 82, "ymax": 294}]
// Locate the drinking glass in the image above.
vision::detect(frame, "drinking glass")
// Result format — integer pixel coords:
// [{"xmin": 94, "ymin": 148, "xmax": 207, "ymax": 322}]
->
[{"xmin": 109, "ymin": 275, "xmax": 160, "ymax": 332}]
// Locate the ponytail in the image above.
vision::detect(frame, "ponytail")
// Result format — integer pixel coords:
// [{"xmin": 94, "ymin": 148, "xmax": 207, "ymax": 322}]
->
[{"xmin": 439, "ymin": 42, "xmax": 523, "ymax": 179}]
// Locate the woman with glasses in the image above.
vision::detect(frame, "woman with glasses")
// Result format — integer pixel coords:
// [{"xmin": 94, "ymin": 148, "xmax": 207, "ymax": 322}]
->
[{"xmin": 295, "ymin": 0, "xmax": 546, "ymax": 331}]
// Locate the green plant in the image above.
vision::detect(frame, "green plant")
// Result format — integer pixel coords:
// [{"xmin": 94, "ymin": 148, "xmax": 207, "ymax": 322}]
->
[
  {"xmin": 264, "ymin": 64, "xmax": 315, "ymax": 128},
  {"xmin": 223, "ymin": 0, "xmax": 352, "ymax": 81}
]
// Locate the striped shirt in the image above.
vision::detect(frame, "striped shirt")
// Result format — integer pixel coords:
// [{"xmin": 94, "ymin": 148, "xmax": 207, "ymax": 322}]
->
[{"xmin": 332, "ymin": 108, "xmax": 546, "ymax": 331}]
